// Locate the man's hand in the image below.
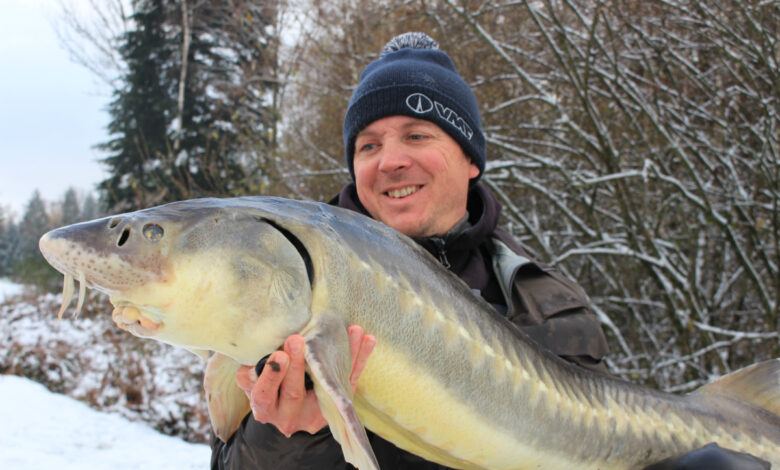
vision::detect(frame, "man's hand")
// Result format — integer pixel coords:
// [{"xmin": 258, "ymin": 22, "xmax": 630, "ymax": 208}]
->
[{"xmin": 236, "ymin": 325, "xmax": 376, "ymax": 437}]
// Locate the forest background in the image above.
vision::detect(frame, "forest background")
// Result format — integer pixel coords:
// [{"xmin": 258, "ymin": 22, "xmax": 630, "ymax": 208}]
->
[{"xmin": 0, "ymin": 0, "xmax": 778, "ymax": 442}]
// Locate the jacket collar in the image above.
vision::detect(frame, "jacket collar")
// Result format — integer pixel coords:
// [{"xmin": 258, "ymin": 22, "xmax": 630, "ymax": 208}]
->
[{"xmin": 330, "ymin": 182, "xmax": 502, "ymax": 269}]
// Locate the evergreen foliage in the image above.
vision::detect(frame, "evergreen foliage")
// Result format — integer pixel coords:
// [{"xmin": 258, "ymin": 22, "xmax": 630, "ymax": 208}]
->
[
  {"xmin": 98, "ymin": 0, "xmax": 278, "ymax": 211},
  {"xmin": 11, "ymin": 191, "xmax": 58, "ymax": 288},
  {"xmin": 81, "ymin": 193, "xmax": 101, "ymax": 221},
  {"xmin": 0, "ymin": 208, "xmax": 18, "ymax": 279},
  {"xmin": 98, "ymin": 0, "xmax": 175, "ymax": 210},
  {"xmin": 61, "ymin": 188, "xmax": 82, "ymax": 226}
]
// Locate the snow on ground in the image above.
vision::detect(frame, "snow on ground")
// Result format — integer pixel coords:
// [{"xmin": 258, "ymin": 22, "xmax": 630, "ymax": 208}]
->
[
  {"xmin": 0, "ymin": 278, "xmax": 24, "ymax": 302},
  {"xmin": 1, "ymin": 288, "xmax": 210, "ymax": 442},
  {"xmin": 0, "ymin": 374, "xmax": 211, "ymax": 469}
]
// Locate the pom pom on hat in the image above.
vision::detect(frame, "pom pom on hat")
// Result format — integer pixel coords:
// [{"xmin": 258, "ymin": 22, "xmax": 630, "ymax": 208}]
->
[
  {"xmin": 380, "ymin": 32, "xmax": 439, "ymax": 56},
  {"xmin": 343, "ymin": 32, "xmax": 485, "ymax": 182}
]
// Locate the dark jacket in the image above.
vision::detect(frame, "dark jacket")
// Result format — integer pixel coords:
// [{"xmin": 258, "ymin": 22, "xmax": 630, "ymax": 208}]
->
[{"xmin": 211, "ymin": 183, "xmax": 609, "ymax": 470}]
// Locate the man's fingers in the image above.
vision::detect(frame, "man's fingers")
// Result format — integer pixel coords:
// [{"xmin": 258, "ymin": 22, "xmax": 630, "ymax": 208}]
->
[
  {"xmin": 351, "ymin": 334, "xmax": 376, "ymax": 388},
  {"xmin": 251, "ymin": 351, "xmax": 289, "ymax": 411},
  {"xmin": 347, "ymin": 325, "xmax": 365, "ymax": 365},
  {"xmin": 279, "ymin": 335, "xmax": 307, "ymax": 402},
  {"xmin": 347, "ymin": 325, "xmax": 376, "ymax": 391},
  {"xmin": 239, "ymin": 327, "xmax": 373, "ymax": 436},
  {"xmin": 235, "ymin": 365, "xmax": 257, "ymax": 396}
]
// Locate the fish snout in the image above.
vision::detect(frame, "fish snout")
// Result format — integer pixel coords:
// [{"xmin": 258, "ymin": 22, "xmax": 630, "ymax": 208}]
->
[{"xmin": 40, "ymin": 214, "xmax": 171, "ymax": 291}]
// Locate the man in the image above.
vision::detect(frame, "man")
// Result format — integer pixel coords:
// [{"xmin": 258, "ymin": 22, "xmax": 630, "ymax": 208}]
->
[{"xmin": 212, "ymin": 33, "xmax": 766, "ymax": 470}]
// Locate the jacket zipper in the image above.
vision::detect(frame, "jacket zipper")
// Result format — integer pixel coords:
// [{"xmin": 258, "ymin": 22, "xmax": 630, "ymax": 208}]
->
[{"xmin": 431, "ymin": 237, "xmax": 451, "ymax": 269}]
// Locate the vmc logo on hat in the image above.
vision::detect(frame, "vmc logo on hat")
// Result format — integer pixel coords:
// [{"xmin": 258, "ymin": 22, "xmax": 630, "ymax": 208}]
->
[
  {"xmin": 406, "ymin": 93, "xmax": 434, "ymax": 113},
  {"xmin": 405, "ymin": 93, "xmax": 474, "ymax": 142}
]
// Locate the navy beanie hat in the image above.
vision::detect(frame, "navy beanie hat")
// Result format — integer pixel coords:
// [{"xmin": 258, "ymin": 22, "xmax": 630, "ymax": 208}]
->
[{"xmin": 343, "ymin": 32, "xmax": 485, "ymax": 182}]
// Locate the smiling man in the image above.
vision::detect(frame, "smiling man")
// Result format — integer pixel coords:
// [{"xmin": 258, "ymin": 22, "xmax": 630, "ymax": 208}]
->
[
  {"xmin": 352, "ymin": 115, "xmax": 480, "ymax": 238},
  {"xmin": 210, "ymin": 33, "xmax": 762, "ymax": 470}
]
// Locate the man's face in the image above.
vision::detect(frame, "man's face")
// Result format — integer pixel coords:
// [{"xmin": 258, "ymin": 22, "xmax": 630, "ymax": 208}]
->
[{"xmin": 353, "ymin": 115, "xmax": 480, "ymax": 238}]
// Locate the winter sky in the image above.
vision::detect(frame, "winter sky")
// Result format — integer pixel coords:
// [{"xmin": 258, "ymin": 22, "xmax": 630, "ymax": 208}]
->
[{"xmin": 1, "ymin": 0, "xmax": 110, "ymax": 220}]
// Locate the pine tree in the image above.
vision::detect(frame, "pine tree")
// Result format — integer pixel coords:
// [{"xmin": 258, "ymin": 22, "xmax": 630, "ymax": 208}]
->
[
  {"xmin": 61, "ymin": 188, "xmax": 82, "ymax": 225},
  {"xmin": 98, "ymin": 0, "xmax": 177, "ymax": 211},
  {"xmin": 13, "ymin": 190, "xmax": 58, "ymax": 287},
  {"xmin": 81, "ymin": 193, "xmax": 102, "ymax": 221},
  {"xmin": 0, "ymin": 207, "xmax": 17, "ymax": 278},
  {"xmin": 98, "ymin": 0, "xmax": 278, "ymax": 211},
  {"xmin": 16, "ymin": 191, "xmax": 50, "ymax": 257}
]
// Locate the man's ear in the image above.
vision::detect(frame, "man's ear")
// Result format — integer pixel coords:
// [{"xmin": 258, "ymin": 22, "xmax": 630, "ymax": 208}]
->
[{"xmin": 468, "ymin": 161, "xmax": 480, "ymax": 179}]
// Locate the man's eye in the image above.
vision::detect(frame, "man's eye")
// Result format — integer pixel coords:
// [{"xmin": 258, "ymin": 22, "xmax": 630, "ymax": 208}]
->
[
  {"xmin": 409, "ymin": 134, "xmax": 427, "ymax": 141},
  {"xmin": 358, "ymin": 143, "xmax": 376, "ymax": 152}
]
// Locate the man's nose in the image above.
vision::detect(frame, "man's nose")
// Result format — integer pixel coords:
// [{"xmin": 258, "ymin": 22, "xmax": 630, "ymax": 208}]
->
[{"xmin": 377, "ymin": 141, "xmax": 412, "ymax": 173}]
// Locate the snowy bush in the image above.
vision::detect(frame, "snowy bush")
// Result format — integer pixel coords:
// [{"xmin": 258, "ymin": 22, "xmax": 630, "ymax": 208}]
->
[{"xmin": 0, "ymin": 289, "xmax": 210, "ymax": 443}]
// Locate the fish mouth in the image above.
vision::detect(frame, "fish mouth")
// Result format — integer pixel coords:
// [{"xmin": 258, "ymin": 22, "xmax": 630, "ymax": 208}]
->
[{"xmin": 111, "ymin": 305, "xmax": 163, "ymax": 337}]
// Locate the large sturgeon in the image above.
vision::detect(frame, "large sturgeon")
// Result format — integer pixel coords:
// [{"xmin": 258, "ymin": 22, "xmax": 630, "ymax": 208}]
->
[{"xmin": 38, "ymin": 197, "xmax": 778, "ymax": 469}]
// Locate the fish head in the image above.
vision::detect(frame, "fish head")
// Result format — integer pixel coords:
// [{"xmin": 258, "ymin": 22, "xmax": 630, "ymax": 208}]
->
[{"xmin": 39, "ymin": 199, "xmax": 314, "ymax": 363}]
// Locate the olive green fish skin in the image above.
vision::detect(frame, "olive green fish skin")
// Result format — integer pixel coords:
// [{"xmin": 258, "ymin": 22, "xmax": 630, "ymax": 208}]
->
[{"xmin": 39, "ymin": 197, "xmax": 779, "ymax": 469}]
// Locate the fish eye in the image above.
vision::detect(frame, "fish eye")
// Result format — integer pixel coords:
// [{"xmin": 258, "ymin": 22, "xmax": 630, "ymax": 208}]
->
[{"xmin": 142, "ymin": 223, "xmax": 164, "ymax": 241}]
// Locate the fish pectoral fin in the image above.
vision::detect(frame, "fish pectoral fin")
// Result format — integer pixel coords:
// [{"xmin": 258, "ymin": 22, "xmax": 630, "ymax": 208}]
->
[
  {"xmin": 303, "ymin": 314, "xmax": 379, "ymax": 470},
  {"xmin": 204, "ymin": 353, "xmax": 251, "ymax": 442},
  {"xmin": 694, "ymin": 358, "xmax": 779, "ymax": 415}
]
